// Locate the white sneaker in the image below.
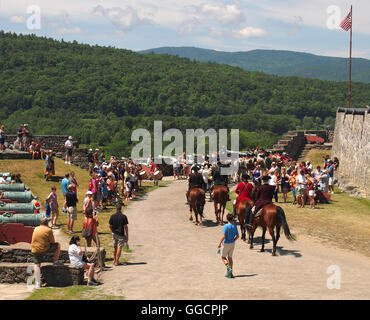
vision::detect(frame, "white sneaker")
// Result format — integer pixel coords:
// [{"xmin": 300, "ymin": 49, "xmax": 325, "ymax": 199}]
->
[
  {"xmin": 65, "ymin": 161, "xmax": 68, "ymax": 164},
  {"xmin": 35, "ymin": 282, "xmax": 41, "ymax": 289}
]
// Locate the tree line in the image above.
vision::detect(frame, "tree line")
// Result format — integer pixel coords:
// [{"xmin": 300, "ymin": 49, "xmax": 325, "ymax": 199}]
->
[{"xmin": 1, "ymin": 31, "xmax": 370, "ymax": 157}]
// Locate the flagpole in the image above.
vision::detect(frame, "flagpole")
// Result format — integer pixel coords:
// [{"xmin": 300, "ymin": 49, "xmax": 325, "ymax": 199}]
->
[{"xmin": 348, "ymin": 5, "xmax": 352, "ymax": 108}]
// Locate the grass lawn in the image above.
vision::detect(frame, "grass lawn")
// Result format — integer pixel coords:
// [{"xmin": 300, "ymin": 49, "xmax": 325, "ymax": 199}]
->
[
  {"xmin": 25, "ymin": 285, "xmax": 124, "ymax": 300},
  {"xmin": 227, "ymin": 148, "xmax": 370, "ymax": 257},
  {"xmin": 0, "ymin": 158, "xmax": 170, "ymax": 262}
]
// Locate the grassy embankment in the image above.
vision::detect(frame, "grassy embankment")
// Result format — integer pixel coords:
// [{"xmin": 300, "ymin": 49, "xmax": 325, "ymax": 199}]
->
[
  {"xmin": 0, "ymin": 158, "xmax": 170, "ymax": 261},
  {"xmin": 227, "ymin": 149, "xmax": 370, "ymax": 257}
]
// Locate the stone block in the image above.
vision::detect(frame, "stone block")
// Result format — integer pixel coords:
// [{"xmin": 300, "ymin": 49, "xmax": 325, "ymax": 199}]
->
[{"xmin": 0, "ymin": 263, "xmax": 84, "ymax": 286}]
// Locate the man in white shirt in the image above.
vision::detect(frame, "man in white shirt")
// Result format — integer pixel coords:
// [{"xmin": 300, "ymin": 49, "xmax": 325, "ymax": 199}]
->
[
  {"xmin": 64, "ymin": 136, "xmax": 73, "ymax": 165},
  {"xmin": 296, "ymin": 170, "xmax": 307, "ymax": 208}
]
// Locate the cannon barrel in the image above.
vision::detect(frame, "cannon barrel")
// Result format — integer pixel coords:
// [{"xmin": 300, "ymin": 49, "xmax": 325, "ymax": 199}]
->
[
  {"xmin": 1, "ymin": 191, "xmax": 37, "ymax": 203},
  {"xmin": 0, "ymin": 183, "xmax": 27, "ymax": 192},
  {"xmin": 0, "ymin": 201, "xmax": 35, "ymax": 213},
  {"xmin": 0, "ymin": 212, "xmax": 43, "ymax": 226}
]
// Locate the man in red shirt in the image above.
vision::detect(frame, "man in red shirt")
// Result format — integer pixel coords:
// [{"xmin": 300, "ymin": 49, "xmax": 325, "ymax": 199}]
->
[
  {"xmin": 247, "ymin": 176, "xmax": 275, "ymax": 227},
  {"xmin": 233, "ymin": 174, "xmax": 253, "ymax": 219}
]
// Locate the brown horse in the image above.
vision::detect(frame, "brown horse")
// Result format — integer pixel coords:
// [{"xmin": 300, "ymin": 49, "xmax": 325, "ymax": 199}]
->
[
  {"xmin": 236, "ymin": 199, "xmax": 253, "ymax": 241},
  {"xmin": 213, "ymin": 185, "xmax": 228, "ymax": 224},
  {"xmin": 188, "ymin": 188, "xmax": 206, "ymax": 225},
  {"xmin": 248, "ymin": 204, "xmax": 295, "ymax": 256}
]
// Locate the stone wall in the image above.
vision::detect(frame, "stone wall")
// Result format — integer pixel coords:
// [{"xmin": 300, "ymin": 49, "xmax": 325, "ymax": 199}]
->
[
  {"xmin": 0, "ymin": 245, "xmax": 106, "ymax": 266},
  {"xmin": 0, "ymin": 263, "xmax": 84, "ymax": 286},
  {"xmin": 5, "ymin": 135, "xmax": 78, "ymax": 153},
  {"xmin": 332, "ymin": 107, "xmax": 370, "ymax": 198},
  {"xmin": 272, "ymin": 130, "xmax": 332, "ymax": 160},
  {"xmin": 5, "ymin": 134, "xmax": 90, "ymax": 170}
]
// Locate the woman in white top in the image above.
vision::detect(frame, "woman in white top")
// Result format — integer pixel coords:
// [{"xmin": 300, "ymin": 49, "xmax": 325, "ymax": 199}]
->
[{"xmin": 68, "ymin": 236, "xmax": 98, "ymax": 286}]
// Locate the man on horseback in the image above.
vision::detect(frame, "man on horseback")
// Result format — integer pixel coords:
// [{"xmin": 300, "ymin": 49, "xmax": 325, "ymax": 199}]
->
[
  {"xmin": 211, "ymin": 162, "xmax": 231, "ymax": 201},
  {"xmin": 186, "ymin": 165, "xmax": 204, "ymax": 205},
  {"xmin": 233, "ymin": 174, "xmax": 253, "ymax": 220},
  {"xmin": 246, "ymin": 175, "xmax": 275, "ymax": 228}
]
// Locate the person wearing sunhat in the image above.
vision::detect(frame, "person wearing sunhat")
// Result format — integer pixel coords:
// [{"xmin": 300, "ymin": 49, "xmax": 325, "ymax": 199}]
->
[
  {"xmin": 0, "ymin": 173, "xmax": 9, "ymax": 184},
  {"xmin": 247, "ymin": 175, "xmax": 275, "ymax": 228}
]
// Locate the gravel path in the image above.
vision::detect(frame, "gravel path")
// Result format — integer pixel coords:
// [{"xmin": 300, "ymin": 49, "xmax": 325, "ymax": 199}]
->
[{"xmin": 98, "ymin": 179, "xmax": 370, "ymax": 299}]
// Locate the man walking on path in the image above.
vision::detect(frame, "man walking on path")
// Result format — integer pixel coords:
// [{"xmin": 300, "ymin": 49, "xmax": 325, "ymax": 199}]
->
[
  {"xmin": 217, "ymin": 213, "xmax": 239, "ymax": 278},
  {"xmin": 109, "ymin": 203, "xmax": 128, "ymax": 266}
]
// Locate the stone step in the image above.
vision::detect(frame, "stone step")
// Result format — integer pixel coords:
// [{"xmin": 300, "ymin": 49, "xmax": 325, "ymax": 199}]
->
[
  {"xmin": 0, "ymin": 245, "xmax": 106, "ymax": 266},
  {"xmin": 0, "ymin": 151, "xmax": 32, "ymax": 160},
  {"xmin": 0, "ymin": 262, "xmax": 84, "ymax": 286}
]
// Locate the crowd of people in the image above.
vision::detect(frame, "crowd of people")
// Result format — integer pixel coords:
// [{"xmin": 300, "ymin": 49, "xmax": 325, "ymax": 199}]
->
[{"xmin": 182, "ymin": 148, "xmax": 340, "ymax": 210}]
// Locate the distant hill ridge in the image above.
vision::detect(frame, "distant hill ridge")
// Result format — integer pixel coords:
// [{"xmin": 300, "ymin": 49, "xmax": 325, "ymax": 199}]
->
[{"xmin": 139, "ymin": 47, "xmax": 370, "ymax": 83}]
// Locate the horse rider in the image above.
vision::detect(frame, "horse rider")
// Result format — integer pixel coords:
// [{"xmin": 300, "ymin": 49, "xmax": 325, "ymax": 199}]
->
[
  {"xmin": 233, "ymin": 173, "xmax": 254, "ymax": 220},
  {"xmin": 247, "ymin": 175, "xmax": 275, "ymax": 228},
  {"xmin": 211, "ymin": 162, "xmax": 231, "ymax": 201},
  {"xmin": 186, "ymin": 165, "xmax": 204, "ymax": 205}
]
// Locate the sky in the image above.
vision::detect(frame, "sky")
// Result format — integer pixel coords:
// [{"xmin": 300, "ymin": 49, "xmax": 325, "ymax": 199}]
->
[{"xmin": 0, "ymin": 0, "xmax": 370, "ymax": 58}]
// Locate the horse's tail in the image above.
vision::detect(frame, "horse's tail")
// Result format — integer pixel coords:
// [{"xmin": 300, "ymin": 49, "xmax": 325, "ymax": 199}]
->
[
  {"xmin": 276, "ymin": 206, "xmax": 296, "ymax": 241},
  {"xmin": 242, "ymin": 203, "xmax": 251, "ymax": 229}
]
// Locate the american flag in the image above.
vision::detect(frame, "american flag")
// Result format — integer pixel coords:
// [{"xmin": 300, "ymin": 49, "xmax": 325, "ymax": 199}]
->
[{"xmin": 340, "ymin": 11, "xmax": 352, "ymax": 31}]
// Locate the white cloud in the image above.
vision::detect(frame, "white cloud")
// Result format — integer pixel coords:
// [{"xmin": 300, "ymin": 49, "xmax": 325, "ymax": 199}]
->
[
  {"xmin": 233, "ymin": 26, "xmax": 267, "ymax": 38},
  {"xmin": 257, "ymin": 0, "xmax": 370, "ymax": 35},
  {"xmin": 9, "ymin": 15, "xmax": 26, "ymax": 23},
  {"xmin": 178, "ymin": 18, "xmax": 200, "ymax": 35},
  {"xmin": 199, "ymin": 3, "xmax": 245, "ymax": 25},
  {"xmin": 93, "ymin": 5, "xmax": 152, "ymax": 33}
]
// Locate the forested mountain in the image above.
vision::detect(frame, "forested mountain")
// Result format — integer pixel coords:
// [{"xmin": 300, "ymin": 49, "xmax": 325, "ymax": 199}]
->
[
  {"xmin": 1, "ymin": 32, "xmax": 370, "ymax": 156},
  {"xmin": 139, "ymin": 47, "xmax": 370, "ymax": 83}
]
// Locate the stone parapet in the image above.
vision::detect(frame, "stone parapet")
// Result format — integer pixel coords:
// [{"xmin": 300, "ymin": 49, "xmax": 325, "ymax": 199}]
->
[
  {"xmin": 0, "ymin": 262, "xmax": 84, "ymax": 286},
  {"xmin": 332, "ymin": 106, "xmax": 370, "ymax": 198}
]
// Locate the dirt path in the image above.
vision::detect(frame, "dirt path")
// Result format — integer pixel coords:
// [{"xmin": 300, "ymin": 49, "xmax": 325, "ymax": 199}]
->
[{"xmin": 100, "ymin": 180, "xmax": 370, "ymax": 300}]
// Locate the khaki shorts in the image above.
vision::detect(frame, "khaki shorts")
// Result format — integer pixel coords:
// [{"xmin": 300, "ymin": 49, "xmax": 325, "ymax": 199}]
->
[
  {"xmin": 328, "ymin": 177, "xmax": 334, "ymax": 186},
  {"xmin": 222, "ymin": 242, "xmax": 235, "ymax": 258},
  {"xmin": 112, "ymin": 233, "xmax": 126, "ymax": 248},
  {"xmin": 32, "ymin": 243, "xmax": 59, "ymax": 264},
  {"xmin": 297, "ymin": 188, "xmax": 306, "ymax": 197},
  {"xmin": 67, "ymin": 206, "xmax": 77, "ymax": 220}
]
